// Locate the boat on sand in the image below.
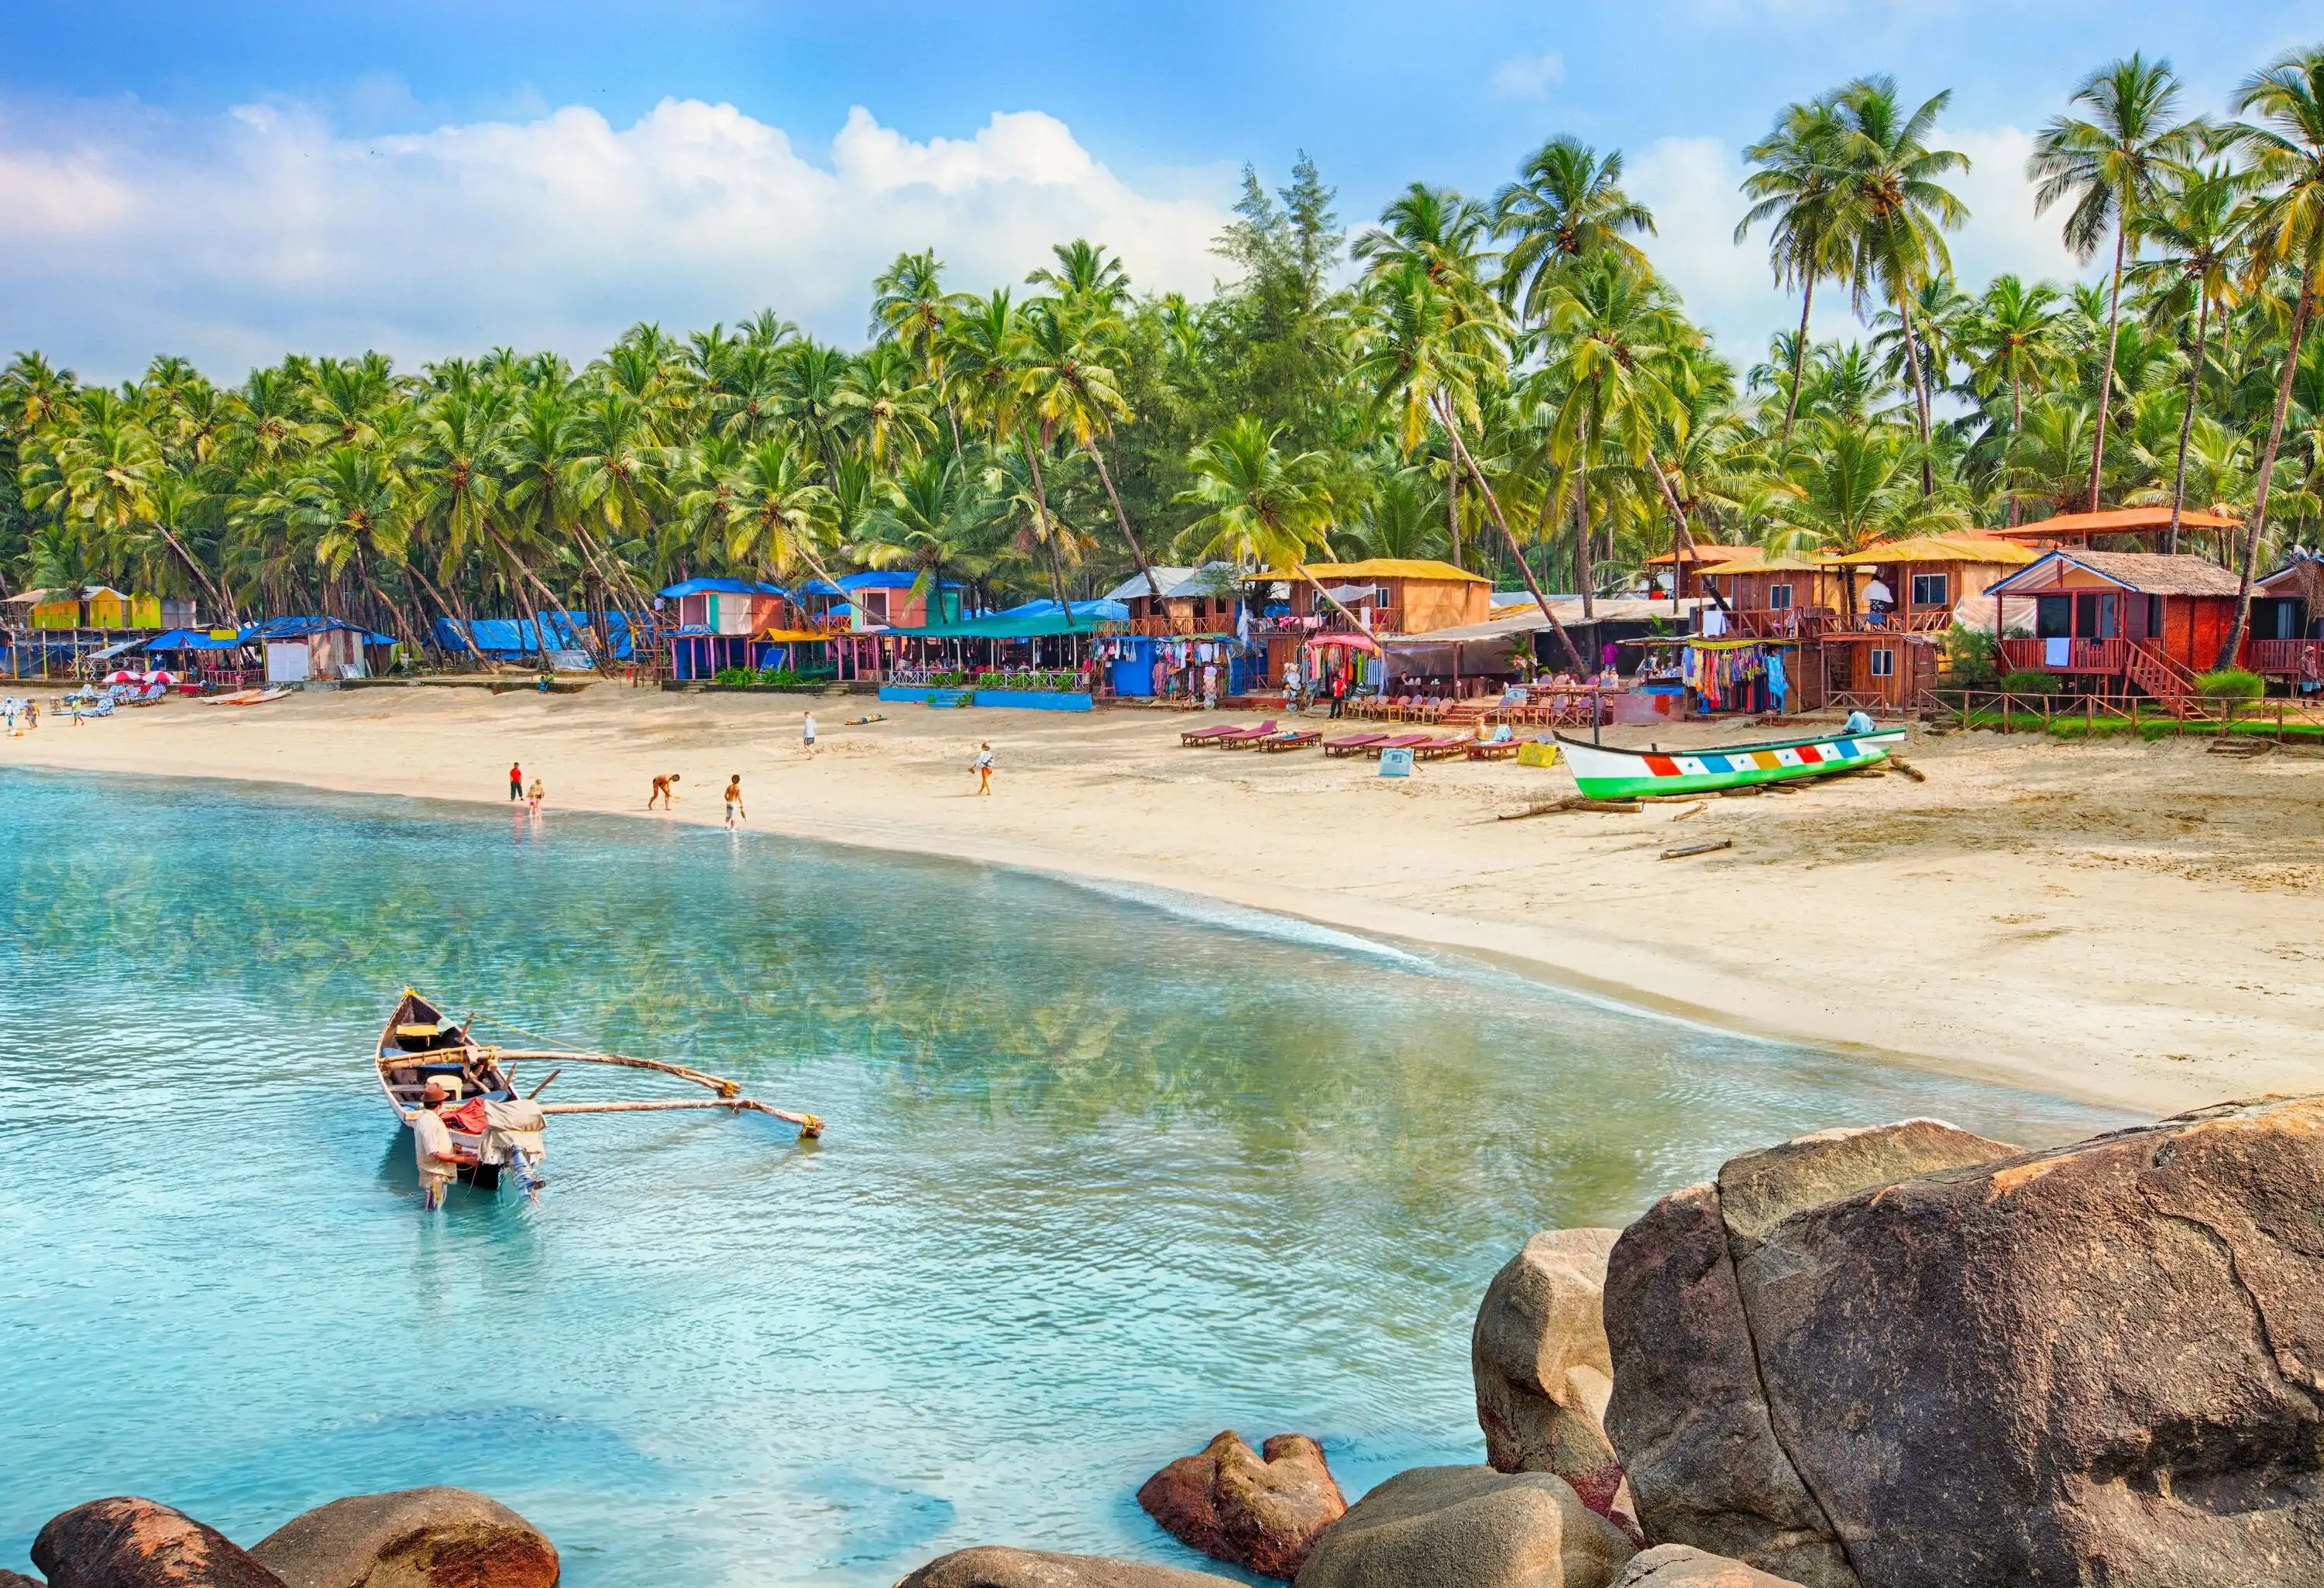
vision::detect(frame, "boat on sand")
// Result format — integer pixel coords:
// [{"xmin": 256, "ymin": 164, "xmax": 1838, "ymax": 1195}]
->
[
  {"xmin": 1553, "ymin": 725, "xmax": 1907, "ymax": 799},
  {"xmin": 376, "ymin": 989, "xmax": 823, "ymax": 1194}
]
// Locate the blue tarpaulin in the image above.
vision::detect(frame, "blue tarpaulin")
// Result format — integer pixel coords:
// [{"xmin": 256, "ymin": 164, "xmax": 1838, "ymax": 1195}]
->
[
  {"xmin": 431, "ymin": 611, "xmax": 638, "ymax": 661},
  {"xmin": 143, "ymin": 629, "xmax": 246, "ymax": 651},
  {"xmin": 657, "ymin": 577, "xmax": 791, "ymax": 599},
  {"xmin": 253, "ymin": 617, "xmax": 395, "ymax": 644}
]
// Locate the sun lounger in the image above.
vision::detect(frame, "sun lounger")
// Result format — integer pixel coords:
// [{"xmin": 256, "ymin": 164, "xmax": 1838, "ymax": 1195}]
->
[
  {"xmin": 1322, "ymin": 733, "xmax": 1387, "ymax": 757},
  {"xmin": 1412, "ymin": 736, "xmax": 1473, "ymax": 761},
  {"xmin": 1214, "ymin": 719, "xmax": 1281, "ymax": 748},
  {"xmin": 1466, "ymin": 739, "xmax": 1522, "ymax": 760},
  {"xmin": 1363, "ymin": 733, "xmax": 1432, "ymax": 758},
  {"xmin": 1180, "ymin": 724, "xmax": 1242, "ymax": 746},
  {"xmin": 1251, "ymin": 729, "xmax": 1322, "ymax": 752}
]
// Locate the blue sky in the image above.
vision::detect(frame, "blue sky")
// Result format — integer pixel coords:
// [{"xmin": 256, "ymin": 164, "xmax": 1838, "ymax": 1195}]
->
[{"xmin": 4, "ymin": 0, "xmax": 2322, "ymax": 378}]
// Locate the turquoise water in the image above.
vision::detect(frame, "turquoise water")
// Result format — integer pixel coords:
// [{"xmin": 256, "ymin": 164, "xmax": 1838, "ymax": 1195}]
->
[{"xmin": 0, "ymin": 770, "xmax": 2128, "ymax": 1585}]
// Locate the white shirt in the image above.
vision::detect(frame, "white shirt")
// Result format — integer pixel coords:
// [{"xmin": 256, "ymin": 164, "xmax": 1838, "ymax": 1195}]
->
[
  {"xmin": 802, "ymin": 716, "xmax": 816, "ymax": 740},
  {"xmin": 1865, "ymin": 579, "xmax": 1894, "ymax": 605},
  {"xmin": 411, "ymin": 1108, "xmax": 455, "ymax": 1179}
]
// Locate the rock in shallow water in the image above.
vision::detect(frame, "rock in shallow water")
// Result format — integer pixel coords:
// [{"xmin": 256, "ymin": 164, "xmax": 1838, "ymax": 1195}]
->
[
  {"xmin": 1291, "ymin": 1466, "xmax": 1635, "ymax": 1588},
  {"xmin": 1136, "ymin": 1432, "xmax": 1346, "ymax": 1578},
  {"xmin": 892, "ymin": 1546, "xmax": 1242, "ymax": 1587},
  {"xmin": 1606, "ymin": 1099, "xmax": 2324, "ymax": 1588},
  {"xmin": 247, "ymin": 1487, "xmax": 557, "ymax": 1588},
  {"xmin": 1610, "ymin": 1545, "xmax": 1803, "ymax": 1587},
  {"xmin": 1472, "ymin": 1229, "xmax": 1630, "ymax": 1528},
  {"xmin": 33, "ymin": 1498, "xmax": 287, "ymax": 1588}
]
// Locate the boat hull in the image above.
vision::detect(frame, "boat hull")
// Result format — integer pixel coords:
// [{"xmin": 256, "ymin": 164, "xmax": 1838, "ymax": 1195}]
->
[{"xmin": 1555, "ymin": 728, "xmax": 1906, "ymax": 799}]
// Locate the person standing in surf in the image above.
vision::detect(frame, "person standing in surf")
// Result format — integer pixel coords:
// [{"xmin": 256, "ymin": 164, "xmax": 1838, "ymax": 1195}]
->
[
  {"xmin": 724, "ymin": 774, "xmax": 746, "ymax": 828},
  {"xmin": 508, "ymin": 761, "xmax": 524, "ymax": 801},
  {"xmin": 407, "ymin": 1074, "xmax": 464, "ymax": 1211}
]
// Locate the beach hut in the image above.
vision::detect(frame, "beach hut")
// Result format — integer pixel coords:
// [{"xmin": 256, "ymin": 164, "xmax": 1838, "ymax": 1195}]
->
[
  {"xmin": 1983, "ymin": 550, "xmax": 2248, "ymax": 701},
  {"xmin": 1697, "ymin": 552, "xmax": 1846, "ymax": 638},
  {"xmin": 1810, "ymin": 538, "xmax": 2037, "ymax": 709},
  {"xmin": 2250, "ymin": 558, "xmax": 2324, "ymax": 686},
  {"xmin": 1981, "ymin": 505, "xmax": 2245, "ymax": 552},
  {"xmin": 1267, "ymin": 559, "xmax": 1493, "ymax": 636},
  {"xmin": 1643, "ymin": 543, "xmax": 1757, "ymax": 600},
  {"xmin": 256, "ymin": 617, "xmax": 394, "ymax": 683}
]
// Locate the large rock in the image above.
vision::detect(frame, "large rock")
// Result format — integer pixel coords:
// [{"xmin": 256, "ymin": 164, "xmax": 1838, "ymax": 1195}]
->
[
  {"xmin": 1291, "ymin": 1466, "xmax": 1635, "ymax": 1588},
  {"xmin": 248, "ymin": 1488, "xmax": 557, "ymax": 1588},
  {"xmin": 1610, "ymin": 1545, "xmax": 1803, "ymax": 1587},
  {"xmin": 892, "ymin": 1547, "xmax": 1243, "ymax": 1587},
  {"xmin": 1607, "ymin": 1099, "xmax": 2324, "ymax": 1587},
  {"xmin": 1, "ymin": 1572, "xmax": 49, "ymax": 1588},
  {"xmin": 32, "ymin": 1499, "xmax": 287, "ymax": 1588},
  {"xmin": 1136, "ymin": 1432, "xmax": 1346, "ymax": 1578},
  {"xmin": 1473, "ymin": 1229, "xmax": 1627, "ymax": 1521}
]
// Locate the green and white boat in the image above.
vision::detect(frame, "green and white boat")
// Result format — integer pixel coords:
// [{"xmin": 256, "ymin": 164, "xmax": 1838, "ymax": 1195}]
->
[{"xmin": 1553, "ymin": 726, "xmax": 1907, "ymax": 799}]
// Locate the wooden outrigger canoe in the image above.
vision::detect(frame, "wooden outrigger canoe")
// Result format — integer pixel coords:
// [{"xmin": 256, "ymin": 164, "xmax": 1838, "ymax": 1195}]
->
[
  {"xmin": 376, "ymin": 989, "xmax": 823, "ymax": 1194},
  {"xmin": 1552, "ymin": 726, "xmax": 1908, "ymax": 800}
]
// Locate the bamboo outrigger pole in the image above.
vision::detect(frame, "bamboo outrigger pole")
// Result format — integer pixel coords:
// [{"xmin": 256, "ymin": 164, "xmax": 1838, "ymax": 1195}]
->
[{"xmin": 469, "ymin": 1041, "xmax": 823, "ymax": 1137}]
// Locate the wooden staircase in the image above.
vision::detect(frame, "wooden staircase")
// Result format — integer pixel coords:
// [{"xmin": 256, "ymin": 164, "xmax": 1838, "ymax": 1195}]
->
[
  {"xmin": 1437, "ymin": 699, "xmax": 1495, "ymax": 727},
  {"xmin": 2126, "ymin": 643, "xmax": 2199, "ymax": 717}
]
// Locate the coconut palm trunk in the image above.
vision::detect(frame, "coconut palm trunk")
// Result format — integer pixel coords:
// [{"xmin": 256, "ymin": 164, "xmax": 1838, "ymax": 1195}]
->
[
  {"xmin": 2222, "ymin": 255, "xmax": 2316, "ymax": 667},
  {"xmin": 1434, "ymin": 393, "xmax": 1587, "ymax": 672},
  {"xmin": 1897, "ymin": 295, "xmax": 1937, "ymax": 497},
  {"xmin": 1780, "ymin": 280, "xmax": 1815, "ymax": 445},
  {"xmin": 2089, "ymin": 226, "xmax": 2127, "ymax": 512},
  {"xmin": 1018, "ymin": 426, "xmax": 1073, "ymax": 617},
  {"xmin": 2168, "ymin": 289, "xmax": 2212, "ymax": 555},
  {"xmin": 1085, "ymin": 441, "xmax": 1160, "ymax": 598},
  {"xmin": 1645, "ymin": 451, "xmax": 1733, "ymax": 617}
]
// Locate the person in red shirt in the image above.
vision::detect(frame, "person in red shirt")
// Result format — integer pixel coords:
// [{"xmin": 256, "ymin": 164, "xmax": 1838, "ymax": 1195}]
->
[{"xmin": 508, "ymin": 761, "xmax": 523, "ymax": 801}]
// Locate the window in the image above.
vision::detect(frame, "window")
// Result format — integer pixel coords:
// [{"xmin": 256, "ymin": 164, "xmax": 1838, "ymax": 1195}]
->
[
  {"xmin": 860, "ymin": 589, "xmax": 889, "ymax": 623},
  {"xmin": 1375, "ymin": 586, "xmax": 1393, "ymax": 608},
  {"xmin": 2036, "ymin": 595, "xmax": 2072, "ymax": 638},
  {"xmin": 1769, "ymin": 583, "xmax": 1793, "ymax": 610},
  {"xmin": 1870, "ymin": 648, "xmax": 1896, "ymax": 679},
  {"xmin": 1910, "ymin": 572, "xmax": 1948, "ymax": 607}
]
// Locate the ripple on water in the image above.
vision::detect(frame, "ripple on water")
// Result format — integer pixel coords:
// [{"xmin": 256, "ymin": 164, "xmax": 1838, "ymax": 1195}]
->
[{"xmin": 0, "ymin": 768, "xmax": 2130, "ymax": 1584}]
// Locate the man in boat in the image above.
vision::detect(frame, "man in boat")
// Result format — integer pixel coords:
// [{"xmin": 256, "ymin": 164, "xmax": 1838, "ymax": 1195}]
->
[{"xmin": 408, "ymin": 1074, "xmax": 467, "ymax": 1210}]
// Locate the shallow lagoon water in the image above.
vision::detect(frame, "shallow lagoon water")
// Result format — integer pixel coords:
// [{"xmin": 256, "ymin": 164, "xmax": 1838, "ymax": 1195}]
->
[{"xmin": 0, "ymin": 769, "xmax": 2130, "ymax": 1583}]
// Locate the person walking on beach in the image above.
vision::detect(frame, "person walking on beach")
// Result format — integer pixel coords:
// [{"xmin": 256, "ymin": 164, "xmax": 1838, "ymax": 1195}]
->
[
  {"xmin": 648, "ymin": 772, "xmax": 681, "ymax": 809},
  {"xmin": 407, "ymin": 1074, "xmax": 465, "ymax": 1211},
  {"xmin": 973, "ymin": 742, "xmax": 994, "ymax": 796},
  {"xmin": 802, "ymin": 710, "xmax": 820, "ymax": 758},
  {"xmin": 508, "ymin": 761, "xmax": 524, "ymax": 801},
  {"xmin": 724, "ymin": 774, "xmax": 746, "ymax": 828},
  {"xmin": 526, "ymin": 776, "xmax": 544, "ymax": 816},
  {"xmin": 1329, "ymin": 669, "xmax": 1347, "ymax": 719}
]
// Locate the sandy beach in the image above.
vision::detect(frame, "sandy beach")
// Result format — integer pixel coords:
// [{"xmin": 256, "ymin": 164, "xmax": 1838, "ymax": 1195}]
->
[{"xmin": 8, "ymin": 681, "xmax": 2320, "ymax": 1114}]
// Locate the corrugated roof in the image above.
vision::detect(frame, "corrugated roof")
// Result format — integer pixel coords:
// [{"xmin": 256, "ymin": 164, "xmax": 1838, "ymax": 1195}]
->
[
  {"xmin": 1988, "ymin": 550, "xmax": 2247, "ymax": 597},
  {"xmin": 1643, "ymin": 544, "xmax": 1757, "ymax": 566},
  {"xmin": 1987, "ymin": 507, "xmax": 2243, "ymax": 539},
  {"xmin": 1705, "ymin": 552, "xmax": 1837, "ymax": 576},
  {"xmin": 1256, "ymin": 559, "xmax": 1492, "ymax": 585},
  {"xmin": 1825, "ymin": 537, "xmax": 2037, "ymax": 566}
]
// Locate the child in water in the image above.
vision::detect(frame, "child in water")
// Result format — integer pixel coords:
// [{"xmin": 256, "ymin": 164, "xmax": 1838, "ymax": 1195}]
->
[{"xmin": 724, "ymin": 775, "xmax": 746, "ymax": 828}]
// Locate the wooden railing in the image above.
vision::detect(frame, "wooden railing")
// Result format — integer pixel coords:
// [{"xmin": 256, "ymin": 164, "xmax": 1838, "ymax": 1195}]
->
[
  {"xmin": 2253, "ymin": 638, "xmax": 2324, "ymax": 675},
  {"xmin": 1826, "ymin": 609, "xmax": 1952, "ymax": 634},
  {"xmin": 1705, "ymin": 607, "xmax": 1825, "ymax": 638},
  {"xmin": 1998, "ymin": 637, "xmax": 2133, "ymax": 674}
]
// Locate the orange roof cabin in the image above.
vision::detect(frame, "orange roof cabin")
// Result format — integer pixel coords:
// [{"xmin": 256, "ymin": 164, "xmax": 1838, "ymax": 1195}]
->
[
  {"xmin": 1645, "ymin": 543, "xmax": 1757, "ymax": 600},
  {"xmin": 1984, "ymin": 551, "xmax": 2248, "ymax": 702},
  {"xmin": 1271, "ymin": 559, "xmax": 1492, "ymax": 636}
]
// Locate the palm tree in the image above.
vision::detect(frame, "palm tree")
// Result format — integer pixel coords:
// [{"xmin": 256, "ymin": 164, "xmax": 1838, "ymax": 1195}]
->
[
  {"xmin": 1736, "ymin": 98, "xmax": 1851, "ymax": 443},
  {"xmin": 1534, "ymin": 256, "xmax": 1702, "ymax": 638},
  {"xmin": 728, "ymin": 438, "xmax": 843, "ymax": 593},
  {"xmin": 2126, "ymin": 163, "xmax": 2254, "ymax": 548},
  {"xmin": 1961, "ymin": 276, "xmax": 2070, "ymax": 522},
  {"xmin": 1352, "ymin": 182, "xmax": 1496, "ymax": 286},
  {"xmin": 851, "ymin": 452, "xmax": 998, "ymax": 610},
  {"xmin": 1774, "ymin": 421, "xmax": 1965, "ymax": 564},
  {"xmin": 1172, "ymin": 416, "xmax": 1354, "ymax": 619},
  {"xmin": 1828, "ymin": 77, "xmax": 1972, "ymax": 492},
  {"xmin": 1019, "ymin": 298, "xmax": 1160, "ymax": 598},
  {"xmin": 2001, "ymin": 395, "xmax": 2108, "ymax": 518},
  {"xmin": 1494, "ymin": 136, "xmax": 1656, "ymax": 325},
  {"xmin": 871, "ymin": 249, "xmax": 965, "ymax": 455},
  {"xmin": 2219, "ymin": 50, "xmax": 2324, "ymax": 662},
  {"xmin": 2028, "ymin": 53, "xmax": 2201, "ymax": 511}
]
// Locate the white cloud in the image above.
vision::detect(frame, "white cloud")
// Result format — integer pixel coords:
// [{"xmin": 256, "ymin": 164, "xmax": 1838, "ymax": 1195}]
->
[
  {"xmin": 0, "ymin": 96, "xmax": 1235, "ymax": 380},
  {"xmin": 1489, "ymin": 53, "xmax": 1566, "ymax": 101},
  {"xmin": 1625, "ymin": 123, "xmax": 2101, "ymax": 366}
]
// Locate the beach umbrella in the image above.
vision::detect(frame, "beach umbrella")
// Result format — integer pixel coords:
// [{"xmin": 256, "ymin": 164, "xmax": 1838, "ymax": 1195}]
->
[{"xmin": 104, "ymin": 669, "xmax": 141, "ymax": 684}]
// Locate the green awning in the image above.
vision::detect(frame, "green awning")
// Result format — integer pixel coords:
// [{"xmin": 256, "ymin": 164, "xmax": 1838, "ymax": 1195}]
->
[{"xmin": 886, "ymin": 613, "xmax": 1098, "ymax": 639}]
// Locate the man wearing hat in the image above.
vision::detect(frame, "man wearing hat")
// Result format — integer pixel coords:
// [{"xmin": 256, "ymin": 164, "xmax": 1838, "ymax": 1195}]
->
[{"xmin": 407, "ymin": 1074, "xmax": 466, "ymax": 1210}]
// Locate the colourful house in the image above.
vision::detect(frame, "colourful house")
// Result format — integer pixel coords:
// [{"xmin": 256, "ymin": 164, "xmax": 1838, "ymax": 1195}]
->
[{"xmin": 1984, "ymin": 550, "xmax": 2248, "ymax": 701}]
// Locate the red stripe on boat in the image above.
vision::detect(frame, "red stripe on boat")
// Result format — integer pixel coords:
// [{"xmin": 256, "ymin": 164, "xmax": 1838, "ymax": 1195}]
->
[
  {"xmin": 1644, "ymin": 754, "xmax": 1682, "ymax": 776},
  {"xmin": 1796, "ymin": 744, "xmax": 1824, "ymax": 763}
]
